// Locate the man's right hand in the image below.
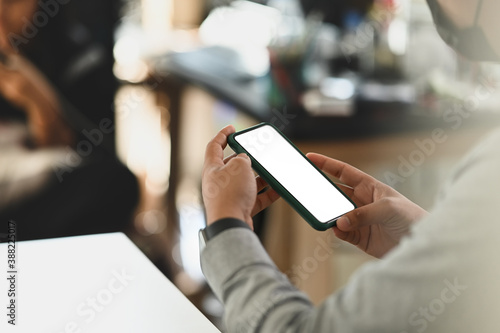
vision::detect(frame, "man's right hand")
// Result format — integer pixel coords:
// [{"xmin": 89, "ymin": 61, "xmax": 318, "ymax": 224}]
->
[{"xmin": 307, "ymin": 153, "xmax": 428, "ymax": 259}]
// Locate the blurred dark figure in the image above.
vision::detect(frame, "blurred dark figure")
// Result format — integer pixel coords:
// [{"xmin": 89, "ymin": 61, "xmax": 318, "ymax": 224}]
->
[
  {"xmin": 0, "ymin": 0, "xmax": 139, "ymax": 241},
  {"xmin": 299, "ymin": 0, "xmax": 374, "ymax": 28}
]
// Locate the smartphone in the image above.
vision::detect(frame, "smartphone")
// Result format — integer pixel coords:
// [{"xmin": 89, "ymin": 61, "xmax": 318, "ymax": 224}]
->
[{"xmin": 228, "ymin": 122, "xmax": 356, "ymax": 231}]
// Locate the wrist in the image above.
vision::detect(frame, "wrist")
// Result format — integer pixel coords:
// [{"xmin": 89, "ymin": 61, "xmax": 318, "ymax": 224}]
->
[
  {"xmin": 206, "ymin": 207, "xmax": 248, "ymax": 226},
  {"xmin": 206, "ymin": 213, "xmax": 247, "ymax": 226},
  {"xmin": 199, "ymin": 217, "xmax": 251, "ymax": 252}
]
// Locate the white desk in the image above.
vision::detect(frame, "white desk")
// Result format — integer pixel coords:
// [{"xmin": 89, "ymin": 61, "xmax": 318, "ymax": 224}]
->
[{"xmin": 0, "ymin": 233, "xmax": 220, "ymax": 333}]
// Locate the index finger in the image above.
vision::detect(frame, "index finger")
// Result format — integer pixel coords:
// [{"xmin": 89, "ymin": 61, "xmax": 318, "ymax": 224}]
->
[
  {"xmin": 306, "ymin": 153, "xmax": 374, "ymax": 189},
  {"xmin": 204, "ymin": 125, "xmax": 236, "ymax": 168}
]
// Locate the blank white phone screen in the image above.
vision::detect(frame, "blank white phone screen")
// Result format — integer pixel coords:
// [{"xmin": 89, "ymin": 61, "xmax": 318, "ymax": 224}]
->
[{"xmin": 235, "ymin": 125, "xmax": 355, "ymax": 223}]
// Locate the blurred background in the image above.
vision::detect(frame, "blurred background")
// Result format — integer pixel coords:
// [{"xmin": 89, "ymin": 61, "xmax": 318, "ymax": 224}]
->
[{"xmin": 2, "ymin": 0, "xmax": 500, "ymax": 331}]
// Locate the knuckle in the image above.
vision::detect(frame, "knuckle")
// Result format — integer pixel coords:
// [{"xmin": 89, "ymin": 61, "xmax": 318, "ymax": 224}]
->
[
  {"xmin": 205, "ymin": 140, "xmax": 214, "ymax": 151},
  {"xmin": 372, "ymin": 181, "xmax": 385, "ymax": 194},
  {"xmin": 350, "ymin": 209, "xmax": 363, "ymax": 226},
  {"xmin": 353, "ymin": 210, "xmax": 362, "ymax": 221},
  {"xmin": 381, "ymin": 196, "xmax": 397, "ymax": 210}
]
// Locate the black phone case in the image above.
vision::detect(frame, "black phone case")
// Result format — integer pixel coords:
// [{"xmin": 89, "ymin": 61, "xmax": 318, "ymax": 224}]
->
[{"xmin": 228, "ymin": 122, "xmax": 356, "ymax": 231}]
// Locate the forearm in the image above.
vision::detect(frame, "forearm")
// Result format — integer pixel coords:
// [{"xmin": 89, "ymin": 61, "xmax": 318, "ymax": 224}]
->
[
  {"xmin": 201, "ymin": 227, "xmax": 313, "ymax": 332},
  {"xmin": 200, "ymin": 219, "xmax": 468, "ymax": 333}
]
